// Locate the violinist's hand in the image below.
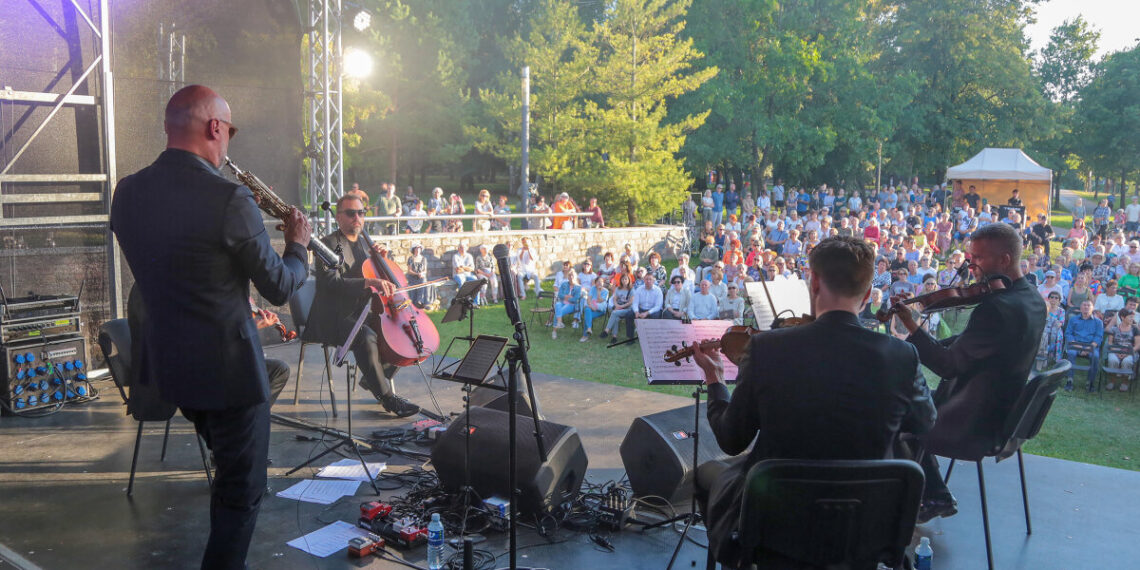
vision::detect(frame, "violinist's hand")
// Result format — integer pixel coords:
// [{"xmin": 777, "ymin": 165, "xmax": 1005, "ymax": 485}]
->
[
  {"xmin": 254, "ymin": 309, "xmax": 280, "ymax": 329},
  {"xmin": 691, "ymin": 341, "xmax": 724, "ymax": 386},
  {"xmin": 894, "ymin": 305, "xmax": 919, "ymax": 334},
  {"xmin": 365, "ymin": 278, "xmax": 397, "ymax": 297}
]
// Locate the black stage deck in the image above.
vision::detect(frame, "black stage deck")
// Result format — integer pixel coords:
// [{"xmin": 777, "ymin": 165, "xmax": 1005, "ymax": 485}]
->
[{"xmin": 0, "ymin": 342, "xmax": 1137, "ymax": 569}]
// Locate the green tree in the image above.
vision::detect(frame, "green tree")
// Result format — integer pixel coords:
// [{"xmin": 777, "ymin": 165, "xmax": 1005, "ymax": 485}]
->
[
  {"xmin": 576, "ymin": 0, "xmax": 715, "ymax": 224},
  {"xmin": 1074, "ymin": 46, "xmax": 1140, "ymax": 203},
  {"xmin": 879, "ymin": 0, "xmax": 1047, "ymax": 180},
  {"xmin": 1035, "ymin": 17, "xmax": 1101, "ymax": 104}
]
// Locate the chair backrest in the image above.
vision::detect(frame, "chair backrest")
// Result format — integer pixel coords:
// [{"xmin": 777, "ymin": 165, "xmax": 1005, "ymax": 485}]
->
[
  {"xmin": 738, "ymin": 458, "xmax": 924, "ymax": 569},
  {"xmin": 994, "ymin": 359, "xmax": 1072, "ymax": 461},
  {"xmin": 288, "ymin": 277, "xmax": 317, "ymax": 330},
  {"xmin": 98, "ymin": 318, "xmax": 133, "ymax": 404}
]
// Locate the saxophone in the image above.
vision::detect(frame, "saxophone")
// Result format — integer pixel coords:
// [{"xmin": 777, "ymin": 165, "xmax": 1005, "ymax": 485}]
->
[{"xmin": 223, "ymin": 157, "xmax": 344, "ymax": 270}]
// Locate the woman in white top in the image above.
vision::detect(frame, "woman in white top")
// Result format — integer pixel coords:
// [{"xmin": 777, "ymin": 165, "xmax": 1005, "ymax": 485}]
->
[
  {"xmin": 516, "ymin": 237, "xmax": 541, "ymax": 299},
  {"xmin": 670, "ymin": 253, "xmax": 696, "ymax": 290},
  {"xmin": 473, "ymin": 189, "xmax": 494, "ymax": 231},
  {"xmin": 707, "ymin": 266, "xmax": 729, "ymax": 306},
  {"xmin": 598, "ymin": 251, "xmax": 619, "ymax": 280}
]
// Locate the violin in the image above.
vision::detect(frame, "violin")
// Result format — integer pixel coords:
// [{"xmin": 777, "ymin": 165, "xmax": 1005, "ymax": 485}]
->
[
  {"xmin": 359, "ymin": 232, "xmax": 441, "ymax": 366},
  {"xmin": 875, "ymin": 274, "xmax": 1012, "ymax": 323},
  {"xmin": 249, "ymin": 299, "xmax": 297, "ymax": 342},
  {"xmin": 663, "ymin": 325, "xmax": 758, "ymax": 367}
]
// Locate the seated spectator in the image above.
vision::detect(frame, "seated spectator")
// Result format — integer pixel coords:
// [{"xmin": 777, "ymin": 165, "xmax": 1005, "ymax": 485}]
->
[
  {"xmin": 578, "ymin": 258, "xmax": 597, "ymax": 288},
  {"xmin": 697, "ymin": 236, "xmax": 720, "ymax": 282},
  {"xmin": 1037, "ymin": 291, "xmax": 1065, "ymax": 368},
  {"xmin": 708, "ymin": 266, "xmax": 729, "ymax": 305},
  {"xmin": 1120, "ymin": 263, "xmax": 1140, "ymax": 297},
  {"xmin": 551, "ymin": 272, "xmax": 583, "ymax": 338},
  {"xmin": 1095, "ymin": 280, "xmax": 1125, "ymax": 318},
  {"xmin": 719, "ymin": 284, "xmax": 746, "ymax": 324},
  {"xmin": 765, "ymin": 220, "xmax": 789, "ymax": 253},
  {"xmin": 598, "ymin": 251, "xmax": 619, "ymax": 280},
  {"xmin": 1037, "ymin": 270, "xmax": 1064, "ymax": 300},
  {"xmin": 474, "ymin": 244, "xmax": 498, "ymax": 305},
  {"xmin": 611, "ymin": 259, "xmax": 635, "ymax": 289},
  {"xmin": 688, "ymin": 280, "xmax": 720, "ymax": 320},
  {"xmin": 645, "ymin": 252, "xmax": 667, "ymax": 285},
  {"xmin": 888, "ymin": 268, "xmax": 916, "ymax": 298},
  {"xmin": 579, "ymin": 276, "xmax": 610, "ymax": 341},
  {"xmin": 871, "ymin": 257, "xmax": 892, "ymax": 290},
  {"xmin": 1068, "ymin": 218, "xmax": 1089, "ymax": 250},
  {"xmin": 671, "ymin": 253, "xmax": 696, "ymax": 289},
  {"xmin": 405, "ymin": 243, "xmax": 428, "ymax": 308},
  {"xmin": 1067, "ymin": 273, "xmax": 1095, "ymax": 313},
  {"xmin": 1104, "ymin": 309, "xmax": 1139, "ymax": 391},
  {"xmin": 602, "ymin": 273, "xmax": 636, "ymax": 340},
  {"xmin": 451, "ymin": 242, "xmax": 476, "ymax": 286},
  {"xmin": 1065, "ymin": 300, "xmax": 1105, "ymax": 391},
  {"xmin": 622, "ymin": 242, "xmax": 641, "ymax": 267},
  {"xmin": 515, "ymin": 237, "xmax": 542, "ymax": 299},
  {"xmin": 553, "ymin": 260, "xmax": 577, "ymax": 291},
  {"xmin": 663, "ymin": 276, "xmax": 692, "ymax": 320},
  {"xmin": 859, "ymin": 287, "xmax": 886, "ymax": 322}
]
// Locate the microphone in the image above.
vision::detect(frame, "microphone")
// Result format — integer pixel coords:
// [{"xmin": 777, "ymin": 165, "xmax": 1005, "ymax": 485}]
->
[{"xmin": 494, "ymin": 243, "xmax": 522, "ymax": 325}]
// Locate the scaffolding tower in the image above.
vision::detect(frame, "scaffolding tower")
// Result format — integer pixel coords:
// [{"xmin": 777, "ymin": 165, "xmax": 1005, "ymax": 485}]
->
[{"xmin": 305, "ymin": 0, "xmax": 345, "ymax": 231}]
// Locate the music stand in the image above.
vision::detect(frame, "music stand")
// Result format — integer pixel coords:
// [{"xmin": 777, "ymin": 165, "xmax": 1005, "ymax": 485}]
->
[
  {"xmin": 433, "ymin": 278, "xmax": 488, "ymax": 380},
  {"xmin": 286, "ymin": 297, "xmax": 384, "ymax": 493}
]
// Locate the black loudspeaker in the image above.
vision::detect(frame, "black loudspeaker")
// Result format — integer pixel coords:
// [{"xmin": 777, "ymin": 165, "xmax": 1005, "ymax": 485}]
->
[
  {"xmin": 468, "ymin": 386, "xmax": 541, "ymax": 419},
  {"xmin": 619, "ymin": 402, "xmax": 732, "ymax": 505},
  {"xmin": 431, "ymin": 406, "xmax": 588, "ymax": 516}
]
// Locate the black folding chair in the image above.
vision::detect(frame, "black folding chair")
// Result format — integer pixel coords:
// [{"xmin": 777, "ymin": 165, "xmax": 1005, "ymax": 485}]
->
[
  {"xmin": 713, "ymin": 458, "xmax": 924, "ymax": 570},
  {"xmin": 98, "ymin": 318, "xmax": 212, "ymax": 497},
  {"xmin": 926, "ymin": 360, "xmax": 1071, "ymax": 570}
]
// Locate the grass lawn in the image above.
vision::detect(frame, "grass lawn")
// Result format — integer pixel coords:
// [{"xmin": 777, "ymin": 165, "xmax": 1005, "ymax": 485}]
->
[{"xmin": 424, "ymin": 291, "xmax": 1139, "ymax": 472}]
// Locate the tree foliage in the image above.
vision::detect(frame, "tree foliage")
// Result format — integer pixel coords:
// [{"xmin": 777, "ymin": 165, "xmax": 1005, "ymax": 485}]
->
[{"xmin": 1074, "ymin": 45, "xmax": 1140, "ymax": 196}]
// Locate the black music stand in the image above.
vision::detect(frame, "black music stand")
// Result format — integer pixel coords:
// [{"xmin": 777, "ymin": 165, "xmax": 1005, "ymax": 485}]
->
[
  {"xmin": 433, "ymin": 278, "xmax": 488, "ymax": 380},
  {"xmin": 284, "ymin": 296, "xmax": 384, "ymax": 493}
]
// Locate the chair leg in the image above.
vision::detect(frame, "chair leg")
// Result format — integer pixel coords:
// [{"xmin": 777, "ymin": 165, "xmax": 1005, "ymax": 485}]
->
[
  {"xmin": 127, "ymin": 421, "xmax": 144, "ymax": 497},
  {"xmin": 322, "ymin": 346, "xmax": 338, "ymax": 418},
  {"xmin": 196, "ymin": 434, "xmax": 213, "ymax": 489},
  {"xmin": 159, "ymin": 418, "xmax": 171, "ymax": 461},
  {"xmin": 1018, "ymin": 448, "xmax": 1032, "ymax": 534},
  {"xmin": 977, "ymin": 461, "xmax": 994, "ymax": 570},
  {"xmin": 292, "ymin": 341, "xmax": 307, "ymax": 405},
  {"xmin": 943, "ymin": 458, "xmax": 956, "ymax": 484}
]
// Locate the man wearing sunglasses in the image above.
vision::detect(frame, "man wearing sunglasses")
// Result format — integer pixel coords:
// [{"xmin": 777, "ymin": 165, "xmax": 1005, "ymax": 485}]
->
[
  {"xmin": 303, "ymin": 194, "xmax": 421, "ymax": 418},
  {"xmin": 112, "ymin": 85, "xmax": 310, "ymax": 570}
]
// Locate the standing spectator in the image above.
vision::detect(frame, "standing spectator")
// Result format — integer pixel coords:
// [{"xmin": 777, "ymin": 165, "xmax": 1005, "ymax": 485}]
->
[
  {"xmin": 402, "ymin": 185, "xmax": 417, "ymax": 212},
  {"xmin": 491, "ymin": 195, "xmax": 512, "ymax": 230},
  {"xmin": 531, "ymin": 195, "xmax": 551, "ymax": 230},
  {"xmin": 1093, "ymin": 199, "xmax": 1112, "ymax": 237},
  {"xmin": 771, "ymin": 179, "xmax": 785, "ymax": 211},
  {"xmin": 448, "ymin": 193, "xmax": 466, "ymax": 232},
  {"xmin": 451, "ymin": 242, "xmax": 476, "ymax": 287},
  {"xmin": 682, "ymin": 194, "xmax": 698, "ymax": 228},
  {"xmin": 474, "ymin": 189, "xmax": 494, "ymax": 232},
  {"xmin": 1064, "ymin": 300, "xmax": 1104, "ymax": 391},
  {"xmin": 586, "ymin": 197, "xmax": 606, "ymax": 228},
  {"xmin": 515, "ymin": 237, "xmax": 541, "ymax": 299},
  {"xmin": 405, "ymin": 243, "xmax": 428, "ymax": 308},
  {"xmin": 427, "ymin": 187, "xmax": 446, "ymax": 233},
  {"xmin": 1071, "ymin": 197, "xmax": 1087, "ymax": 225},
  {"xmin": 552, "ymin": 192, "xmax": 577, "ymax": 229},
  {"xmin": 712, "ymin": 185, "xmax": 725, "ymax": 226},
  {"xmin": 725, "ymin": 183, "xmax": 740, "ymax": 219},
  {"xmin": 1007, "ymin": 188, "xmax": 1023, "ymax": 207},
  {"xmin": 701, "ymin": 189, "xmax": 716, "ymax": 226},
  {"xmin": 405, "ymin": 199, "xmax": 428, "ymax": 233},
  {"xmin": 376, "ymin": 183, "xmax": 401, "ymax": 235}
]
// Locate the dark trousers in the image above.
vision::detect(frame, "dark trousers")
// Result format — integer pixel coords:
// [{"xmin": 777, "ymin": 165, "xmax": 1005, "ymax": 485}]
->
[
  {"xmin": 181, "ymin": 401, "xmax": 270, "ymax": 570},
  {"xmin": 351, "ymin": 324, "xmax": 398, "ymax": 401},
  {"xmin": 265, "ymin": 358, "xmax": 289, "ymax": 405}
]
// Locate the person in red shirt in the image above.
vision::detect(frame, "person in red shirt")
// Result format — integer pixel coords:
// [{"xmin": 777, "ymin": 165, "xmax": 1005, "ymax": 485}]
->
[
  {"xmin": 862, "ymin": 218, "xmax": 881, "ymax": 242},
  {"xmin": 586, "ymin": 197, "xmax": 605, "ymax": 228}
]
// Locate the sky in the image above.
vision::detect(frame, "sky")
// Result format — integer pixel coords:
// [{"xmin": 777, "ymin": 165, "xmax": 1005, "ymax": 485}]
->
[{"xmin": 1025, "ymin": 0, "xmax": 1140, "ymax": 60}]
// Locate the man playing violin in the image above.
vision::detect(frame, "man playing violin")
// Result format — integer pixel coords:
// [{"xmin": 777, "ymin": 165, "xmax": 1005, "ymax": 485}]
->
[
  {"xmin": 690, "ymin": 236, "xmax": 936, "ymax": 567},
  {"xmin": 893, "ymin": 222, "xmax": 1046, "ymax": 523},
  {"xmin": 304, "ymin": 194, "xmax": 420, "ymax": 417}
]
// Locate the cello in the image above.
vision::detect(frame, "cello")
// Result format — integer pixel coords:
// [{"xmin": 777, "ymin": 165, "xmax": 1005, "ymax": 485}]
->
[{"xmin": 358, "ymin": 232, "xmax": 441, "ymax": 366}]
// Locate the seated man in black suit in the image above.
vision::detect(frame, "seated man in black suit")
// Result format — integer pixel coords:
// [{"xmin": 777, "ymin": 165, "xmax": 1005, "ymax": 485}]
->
[
  {"xmin": 894, "ymin": 222, "xmax": 1046, "ymax": 522},
  {"xmin": 303, "ymin": 194, "xmax": 419, "ymax": 417},
  {"xmin": 692, "ymin": 236, "xmax": 937, "ymax": 567}
]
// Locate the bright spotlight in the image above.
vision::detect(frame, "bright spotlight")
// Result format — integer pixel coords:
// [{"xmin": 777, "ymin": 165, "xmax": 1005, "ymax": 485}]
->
[
  {"xmin": 353, "ymin": 10, "xmax": 371, "ymax": 32},
  {"xmin": 343, "ymin": 48, "xmax": 373, "ymax": 79}
]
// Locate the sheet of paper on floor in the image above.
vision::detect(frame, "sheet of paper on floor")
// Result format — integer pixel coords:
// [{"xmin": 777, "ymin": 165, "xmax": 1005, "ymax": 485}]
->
[
  {"xmin": 275, "ymin": 479, "xmax": 361, "ymax": 505},
  {"xmin": 315, "ymin": 457, "xmax": 386, "ymax": 481},
  {"xmin": 286, "ymin": 520, "xmax": 373, "ymax": 558}
]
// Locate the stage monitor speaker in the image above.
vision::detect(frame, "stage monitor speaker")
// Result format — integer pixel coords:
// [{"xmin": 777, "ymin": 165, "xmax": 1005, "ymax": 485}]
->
[
  {"xmin": 431, "ymin": 406, "xmax": 587, "ymax": 516},
  {"xmin": 469, "ymin": 386, "xmax": 541, "ymax": 419},
  {"xmin": 619, "ymin": 402, "xmax": 733, "ymax": 505}
]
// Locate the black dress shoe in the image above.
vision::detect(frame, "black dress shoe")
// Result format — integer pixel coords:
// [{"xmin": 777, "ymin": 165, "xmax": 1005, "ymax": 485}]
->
[
  {"xmin": 917, "ymin": 496, "xmax": 958, "ymax": 524},
  {"xmin": 381, "ymin": 395, "xmax": 420, "ymax": 418}
]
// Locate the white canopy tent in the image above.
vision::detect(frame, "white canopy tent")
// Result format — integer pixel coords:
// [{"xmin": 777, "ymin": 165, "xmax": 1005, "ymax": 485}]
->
[{"xmin": 946, "ymin": 148, "xmax": 1053, "ymax": 220}]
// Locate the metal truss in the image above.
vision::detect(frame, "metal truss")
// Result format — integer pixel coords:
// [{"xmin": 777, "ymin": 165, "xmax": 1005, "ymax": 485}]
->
[
  {"xmin": 157, "ymin": 22, "xmax": 186, "ymax": 103},
  {"xmin": 0, "ymin": 0, "xmax": 122, "ymax": 316},
  {"xmin": 305, "ymin": 0, "xmax": 345, "ymax": 231}
]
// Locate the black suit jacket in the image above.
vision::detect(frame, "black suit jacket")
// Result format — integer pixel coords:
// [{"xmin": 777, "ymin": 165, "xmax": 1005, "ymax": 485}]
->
[
  {"xmin": 703, "ymin": 310, "xmax": 936, "ymax": 564},
  {"xmin": 302, "ymin": 231, "xmax": 372, "ymax": 346},
  {"xmin": 111, "ymin": 149, "xmax": 308, "ymax": 410},
  {"xmin": 908, "ymin": 276, "xmax": 1046, "ymax": 459}
]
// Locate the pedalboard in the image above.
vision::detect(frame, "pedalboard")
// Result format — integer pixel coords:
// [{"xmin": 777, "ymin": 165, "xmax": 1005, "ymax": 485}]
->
[{"xmin": 1, "ymin": 336, "xmax": 89, "ymax": 413}]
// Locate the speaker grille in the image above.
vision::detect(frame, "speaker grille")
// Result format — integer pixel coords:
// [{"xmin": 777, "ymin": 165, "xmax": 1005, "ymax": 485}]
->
[{"xmin": 619, "ymin": 402, "xmax": 732, "ymax": 504}]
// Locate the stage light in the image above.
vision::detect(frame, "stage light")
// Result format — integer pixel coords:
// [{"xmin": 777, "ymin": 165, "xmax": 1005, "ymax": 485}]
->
[
  {"xmin": 343, "ymin": 48, "xmax": 373, "ymax": 79},
  {"xmin": 353, "ymin": 10, "xmax": 371, "ymax": 32}
]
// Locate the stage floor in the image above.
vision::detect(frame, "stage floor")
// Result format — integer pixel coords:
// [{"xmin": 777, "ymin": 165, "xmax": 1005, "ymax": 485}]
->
[{"xmin": 1, "ymin": 342, "xmax": 1138, "ymax": 569}]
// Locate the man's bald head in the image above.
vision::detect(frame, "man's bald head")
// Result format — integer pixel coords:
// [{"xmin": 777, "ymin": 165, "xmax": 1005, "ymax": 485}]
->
[{"xmin": 164, "ymin": 85, "xmax": 233, "ymax": 166}]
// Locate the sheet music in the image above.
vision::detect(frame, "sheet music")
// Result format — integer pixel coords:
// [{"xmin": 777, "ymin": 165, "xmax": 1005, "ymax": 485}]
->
[
  {"xmin": 636, "ymin": 319, "xmax": 739, "ymax": 384},
  {"xmin": 453, "ymin": 335, "xmax": 508, "ymax": 383},
  {"xmin": 286, "ymin": 520, "xmax": 373, "ymax": 558},
  {"xmin": 315, "ymin": 458, "xmax": 386, "ymax": 481},
  {"xmin": 276, "ymin": 479, "xmax": 361, "ymax": 505},
  {"xmin": 744, "ymin": 279, "xmax": 811, "ymax": 330}
]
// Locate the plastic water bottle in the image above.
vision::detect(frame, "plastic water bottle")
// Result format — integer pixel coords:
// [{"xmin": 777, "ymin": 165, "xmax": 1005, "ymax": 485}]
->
[
  {"xmin": 427, "ymin": 512, "xmax": 445, "ymax": 570},
  {"xmin": 914, "ymin": 536, "xmax": 933, "ymax": 570}
]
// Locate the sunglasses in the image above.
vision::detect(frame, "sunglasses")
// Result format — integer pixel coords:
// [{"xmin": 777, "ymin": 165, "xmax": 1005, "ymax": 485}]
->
[
  {"xmin": 340, "ymin": 208, "xmax": 368, "ymax": 217},
  {"xmin": 209, "ymin": 117, "xmax": 238, "ymax": 138}
]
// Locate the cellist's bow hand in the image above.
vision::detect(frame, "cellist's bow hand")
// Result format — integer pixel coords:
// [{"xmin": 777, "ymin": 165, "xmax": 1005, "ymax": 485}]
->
[{"xmin": 365, "ymin": 278, "xmax": 398, "ymax": 297}]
